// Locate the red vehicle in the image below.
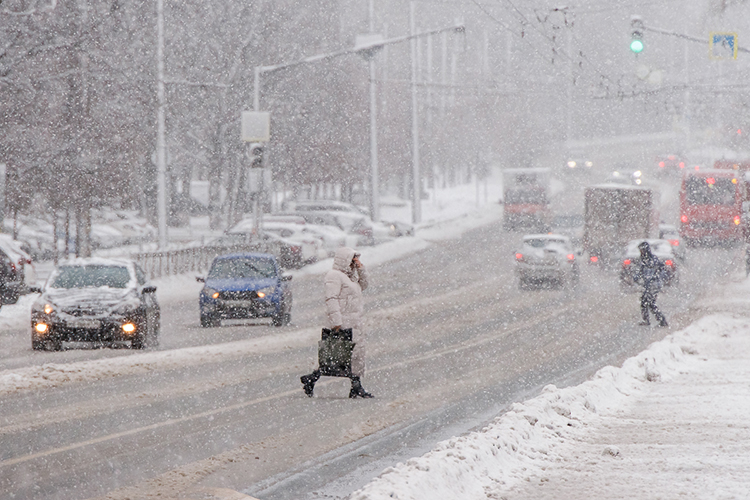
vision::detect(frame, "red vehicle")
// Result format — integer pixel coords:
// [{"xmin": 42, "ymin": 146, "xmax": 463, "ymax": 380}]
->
[{"xmin": 679, "ymin": 169, "xmax": 744, "ymax": 246}]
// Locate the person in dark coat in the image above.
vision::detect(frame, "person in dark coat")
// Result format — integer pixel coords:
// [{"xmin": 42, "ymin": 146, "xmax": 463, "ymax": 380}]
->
[{"xmin": 634, "ymin": 241, "xmax": 668, "ymax": 327}]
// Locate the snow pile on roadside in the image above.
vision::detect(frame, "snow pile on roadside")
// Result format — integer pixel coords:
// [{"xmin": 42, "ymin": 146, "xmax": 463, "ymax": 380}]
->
[
  {"xmin": 349, "ymin": 315, "xmax": 733, "ymax": 500},
  {"xmin": 0, "ymin": 327, "xmax": 319, "ymax": 396}
]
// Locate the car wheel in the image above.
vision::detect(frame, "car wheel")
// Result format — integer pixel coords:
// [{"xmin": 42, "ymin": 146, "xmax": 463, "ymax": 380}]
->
[
  {"xmin": 272, "ymin": 313, "xmax": 284, "ymax": 327},
  {"xmin": 284, "ymin": 313, "xmax": 292, "ymax": 326},
  {"xmin": 150, "ymin": 316, "xmax": 160, "ymax": 347},
  {"xmin": 200, "ymin": 313, "xmax": 219, "ymax": 328}
]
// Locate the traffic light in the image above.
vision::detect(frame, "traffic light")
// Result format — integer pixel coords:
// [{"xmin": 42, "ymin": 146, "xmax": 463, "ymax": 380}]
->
[
  {"xmin": 630, "ymin": 16, "xmax": 644, "ymax": 54},
  {"xmin": 248, "ymin": 142, "xmax": 264, "ymax": 168}
]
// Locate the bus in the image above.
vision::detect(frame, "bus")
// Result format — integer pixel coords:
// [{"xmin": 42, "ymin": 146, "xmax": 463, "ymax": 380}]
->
[{"xmin": 679, "ymin": 169, "xmax": 744, "ymax": 246}]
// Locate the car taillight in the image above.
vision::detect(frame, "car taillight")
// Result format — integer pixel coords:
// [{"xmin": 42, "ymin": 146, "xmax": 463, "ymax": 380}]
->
[
  {"xmin": 669, "ymin": 239, "xmax": 679, "ymax": 247},
  {"xmin": 291, "ymin": 245, "xmax": 302, "ymax": 254},
  {"xmin": 659, "ymin": 161, "xmax": 665, "ymax": 168},
  {"xmin": 679, "ymin": 162, "xmax": 685, "ymax": 168},
  {"xmin": 515, "ymin": 253, "xmax": 524, "ymax": 261},
  {"xmin": 734, "ymin": 215, "xmax": 741, "ymax": 225},
  {"xmin": 567, "ymin": 254, "xmax": 575, "ymax": 261},
  {"xmin": 623, "ymin": 259, "xmax": 631, "ymax": 266},
  {"xmin": 665, "ymin": 260, "xmax": 674, "ymax": 267},
  {"xmin": 589, "ymin": 256, "xmax": 598, "ymax": 263},
  {"xmin": 680, "ymin": 214, "xmax": 688, "ymax": 223}
]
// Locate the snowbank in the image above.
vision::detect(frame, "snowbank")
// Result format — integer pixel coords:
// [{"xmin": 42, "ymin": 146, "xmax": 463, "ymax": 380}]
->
[{"xmin": 349, "ymin": 315, "xmax": 735, "ymax": 500}]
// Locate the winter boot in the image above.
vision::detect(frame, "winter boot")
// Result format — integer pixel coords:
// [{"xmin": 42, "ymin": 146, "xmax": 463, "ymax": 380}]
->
[
  {"xmin": 349, "ymin": 376, "xmax": 374, "ymax": 399},
  {"xmin": 658, "ymin": 317, "xmax": 669, "ymax": 328},
  {"xmin": 300, "ymin": 370, "xmax": 320, "ymax": 397},
  {"xmin": 638, "ymin": 320, "xmax": 651, "ymax": 326}
]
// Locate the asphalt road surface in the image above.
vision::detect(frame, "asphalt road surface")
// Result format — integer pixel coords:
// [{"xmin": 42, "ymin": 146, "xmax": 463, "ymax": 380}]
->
[{"xmin": 0, "ymin": 210, "xmax": 742, "ymax": 500}]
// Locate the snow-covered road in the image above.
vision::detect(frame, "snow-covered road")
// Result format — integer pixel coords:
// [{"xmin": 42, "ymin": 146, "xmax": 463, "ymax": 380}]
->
[{"xmin": 351, "ymin": 277, "xmax": 750, "ymax": 500}]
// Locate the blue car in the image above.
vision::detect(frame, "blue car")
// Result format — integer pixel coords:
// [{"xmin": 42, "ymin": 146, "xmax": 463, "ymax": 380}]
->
[{"xmin": 197, "ymin": 253, "xmax": 293, "ymax": 328}]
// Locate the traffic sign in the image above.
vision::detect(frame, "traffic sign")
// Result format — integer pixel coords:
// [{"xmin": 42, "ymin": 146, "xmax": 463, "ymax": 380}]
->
[
  {"xmin": 241, "ymin": 111, "xmax": 270, "ymax": 142},
  {"xmin": 710, "ymin": 32, "xmax": 738, "ymax": 60}
]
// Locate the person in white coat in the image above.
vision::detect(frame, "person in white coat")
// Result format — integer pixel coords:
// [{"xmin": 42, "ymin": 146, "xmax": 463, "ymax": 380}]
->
[{"xmin": 300, "ymin": 247, "xmax": 373, "ymax": 398}]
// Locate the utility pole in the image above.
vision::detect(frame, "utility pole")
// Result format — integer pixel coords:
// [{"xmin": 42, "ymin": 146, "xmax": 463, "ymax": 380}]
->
[
  {"xmin": 410, "ymin": 1, "xmax": 422, "ymax": 224},
  {"xmin": 368, "ymin": 0, "xmax": 380, "ymax": 221},
  {"xmin": 156, "ymin": 0, "xmax": 168, "ymax": 248}
]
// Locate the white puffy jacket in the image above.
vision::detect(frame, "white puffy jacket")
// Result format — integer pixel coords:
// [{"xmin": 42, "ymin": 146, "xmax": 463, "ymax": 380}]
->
[{"xmin": 324, "ymin": 247, "xmax": 369, "ymax": 376}]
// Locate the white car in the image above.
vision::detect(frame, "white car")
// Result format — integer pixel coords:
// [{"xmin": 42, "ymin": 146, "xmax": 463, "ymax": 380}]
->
[
  {"xmin": 658, "ymin": 224, "xmax": 686, "ymax": 261},
  {"xmin": 261, "ymin": 223, "xmax": 328, "ymax": 261},
  {"xmin": 285, "ymin": 200, "xmax": 370, "ymax": 217},
  {"xmin": 514, "ymin": 234, "xmax": 580, "ymax": 289}
]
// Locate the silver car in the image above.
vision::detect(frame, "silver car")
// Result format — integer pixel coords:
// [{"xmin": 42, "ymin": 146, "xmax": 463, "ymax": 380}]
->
[{"xmin": 515, "ymin": 234, "xmax": 580, "ymax": 289}]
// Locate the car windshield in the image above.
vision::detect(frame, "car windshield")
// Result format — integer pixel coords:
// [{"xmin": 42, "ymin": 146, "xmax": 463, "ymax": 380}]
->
[
  {"xmin": 50, "ymin": 265, "xmax": 131, "ymax": 289},
  {"xmin": 684, "ymin": 176, "xmax": 736, "ymax": 206},
  {"xmin": 208, "ymin": 258, "xmax": 276, "ymax": 279}
]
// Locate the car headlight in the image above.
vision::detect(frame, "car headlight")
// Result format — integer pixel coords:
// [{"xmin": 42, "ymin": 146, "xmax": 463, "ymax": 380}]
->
[
  {"xmin": 256, "ymin": 286, "xmax": 275, "ymax": 299},
  {"xmin": 32, "ymin": 300, "xmax": 55, "ymax": 315},
  {"xmin": 203, "ymin": 287, "xmax": 220, "ymax": 299}
]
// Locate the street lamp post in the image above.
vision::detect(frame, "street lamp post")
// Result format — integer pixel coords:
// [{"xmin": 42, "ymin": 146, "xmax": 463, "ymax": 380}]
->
[
  {"xmin": 250, "ymin": 23, "xmax": 464, "ymax": 226},
  {"xmin": 156, "ymin": 0, "xmax": 167, "ymax": 248}
]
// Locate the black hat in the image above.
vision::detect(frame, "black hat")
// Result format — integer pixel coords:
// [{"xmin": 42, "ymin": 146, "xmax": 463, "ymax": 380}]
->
[{"xmin": 638, "ymin": 241, "xmax": 650, "ymax": 252}]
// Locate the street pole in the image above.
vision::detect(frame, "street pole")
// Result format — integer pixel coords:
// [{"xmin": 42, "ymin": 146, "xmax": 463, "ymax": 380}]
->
[
  {"xmin": 156, "ymin": 0, "xmax": 167, "ymax": 248},
  {"xmin": 368, "ymin": 0, "xmax": 380, "ymax": 221},
  {"xmin": 410, "ymin": 1, "xmax": 422, "ymax": 224}
]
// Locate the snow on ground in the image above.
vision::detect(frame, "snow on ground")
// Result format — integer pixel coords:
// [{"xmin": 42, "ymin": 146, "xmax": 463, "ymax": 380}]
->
[
  {"xmin": 349, "ymin": 277, "xmax": 750, "ymax": 500},
  {"xmin": 0, "ymin": 172, "xmax": 505, "ymax": 396},
  {"xmin": 0, "ymin": 327, "xmax": 321, "ymax": 397}
]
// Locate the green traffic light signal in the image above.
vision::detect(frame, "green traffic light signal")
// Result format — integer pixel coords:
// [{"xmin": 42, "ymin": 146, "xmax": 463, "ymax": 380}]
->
[{"xmin": 630, "ymin": 39, "xmax": 644, "ymax": 53}]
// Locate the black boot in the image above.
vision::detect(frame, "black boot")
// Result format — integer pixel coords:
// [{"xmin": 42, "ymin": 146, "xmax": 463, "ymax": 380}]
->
[
  {"xmin": 349, "ymin": 376, "xmax": 374, "ymax": 399},
  {"xmin": 300, "ymin": 370, "xmax": 320, "ymax": 397}
]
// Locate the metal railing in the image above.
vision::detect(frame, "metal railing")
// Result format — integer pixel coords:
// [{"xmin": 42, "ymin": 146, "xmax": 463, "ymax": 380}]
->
[{"xmin": 131, "ymin": 242, "xmax": 295, "ymax": 280}]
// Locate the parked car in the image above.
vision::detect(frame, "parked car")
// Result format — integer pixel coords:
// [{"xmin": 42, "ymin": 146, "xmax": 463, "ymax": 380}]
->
[
  {"xmin": 228, "ymin": 219, "xmax": 320, "ymax": 264},
  {"xmin": 286, "ymin": 210, "xmax": 375, "ymax": 246},
  {"xmin": 619, "ymin": 239, "xmax": 679, "ymax": 291},
  {"xmin": 197, "ymin": 253, "xmax": 292, "ymax": 328},
  {"xmin": 658, "ymin": 224, "xmax": 686, "ymax": 261},
  {"xmin": 30, "ymin": 258, "xmax": 160, "ymax": 351},
  {"xmin": 208, "ymin": 231, "xmax": 304, "ymax": 269},
  {"xmin": 285, "ymin": 199, "xmax": 370, "ymax": 217},
  {"xmin": 0, "ymin": 233, "xmax": 35, "ymax": 299},
  {"xmin": 261, "ymin": 222, "xmax": 331, "ymax": 260},
  {"xmin": 514, "ymin": 234, "xmax": 580, "ymax": 289},
  {"xmin": 276, "ymin": 211, "xmax": 359, "ymax": 248},
  {"xmin": 0, "ymin": 250, "xmax": 19, "ymax": 307},
  {"xmin": 381, "ymin": 220, "xmax": 415, "ymax": 237}
]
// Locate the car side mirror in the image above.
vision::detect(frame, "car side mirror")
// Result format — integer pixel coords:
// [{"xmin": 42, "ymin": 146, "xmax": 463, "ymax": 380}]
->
[
  {"xmin": 281, "ymin": 275, "xmax": 293, "ymax": 281},
  {"xmin": 142, "ymin": 285, "xmax": 157, "ymax": 294},
  {"xmin": 196, "ymin": 276, "xmax": 205, "ymax": 283},
  {"xmin": 29, "ymin": 286, "xmax": 43, "ymax": 294}
]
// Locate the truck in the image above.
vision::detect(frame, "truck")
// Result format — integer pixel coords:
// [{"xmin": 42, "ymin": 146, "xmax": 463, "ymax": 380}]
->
[
  {"xmin": 583, "ymin": 184, "xmax": 657, "ymax": 265},
  {"xmin": 502, "ymin": 168, "xmax": 550, "ymax": 230},
  {"xmin": 679, "ymin": 169, "xmax": 745, "ymax": 246}
]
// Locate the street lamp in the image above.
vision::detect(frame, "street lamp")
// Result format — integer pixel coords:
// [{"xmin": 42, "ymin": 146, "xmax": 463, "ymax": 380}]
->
[{"xmin": 250, "ymin": 23, "xmax": 465, "ymax": 226}]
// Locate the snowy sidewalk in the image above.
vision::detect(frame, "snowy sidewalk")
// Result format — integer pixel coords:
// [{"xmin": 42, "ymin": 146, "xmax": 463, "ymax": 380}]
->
[{"xmin": 350, "ymin": 277, "xmax": 750, "ymax": 500}]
